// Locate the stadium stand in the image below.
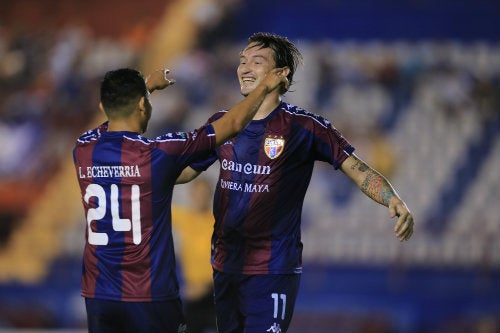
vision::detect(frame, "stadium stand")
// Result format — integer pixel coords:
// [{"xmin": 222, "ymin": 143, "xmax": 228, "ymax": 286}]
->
[{"xmin": 0, "ymin": 0, "xmax": 499, "ymax": 332}]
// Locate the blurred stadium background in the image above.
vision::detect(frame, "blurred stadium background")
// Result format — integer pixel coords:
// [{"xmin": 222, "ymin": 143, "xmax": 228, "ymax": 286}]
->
[{"xmin": 0, "ymin": 0, "xmax": 499, "ymax": 332}]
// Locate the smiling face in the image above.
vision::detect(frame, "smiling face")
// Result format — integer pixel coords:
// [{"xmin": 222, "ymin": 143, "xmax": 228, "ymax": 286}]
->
[{"xmin": 237, "ymin": 42, "xmax": 277, "ymax": 96}]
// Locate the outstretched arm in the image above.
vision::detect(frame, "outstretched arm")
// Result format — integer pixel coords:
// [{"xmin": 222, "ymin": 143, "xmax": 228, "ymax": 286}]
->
[
  {"xmin": 340, "ymin": 153, "xmax": 414, "ymax": 241},
  {"xmin": 145, "ymin": 67, "xmax": 287, "ymax": 145}
]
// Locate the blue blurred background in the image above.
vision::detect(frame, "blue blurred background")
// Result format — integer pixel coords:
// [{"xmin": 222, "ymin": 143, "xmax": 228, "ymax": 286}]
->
[{"xmin": 0, "ymin": 0, "xmax": 499, "ymax": 332}]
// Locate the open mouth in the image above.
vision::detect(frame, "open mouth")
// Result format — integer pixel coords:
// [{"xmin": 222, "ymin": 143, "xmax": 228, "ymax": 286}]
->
[{"xmin": 241, "ymin": 77, "xmax": 255, "ymax": 83}]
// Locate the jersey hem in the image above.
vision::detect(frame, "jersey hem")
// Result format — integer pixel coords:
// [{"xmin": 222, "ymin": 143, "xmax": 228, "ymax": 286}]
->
[
  {"xmin": 81, "ymin": 292, "xmax": 180, "ymax": 302},
  {"xmin": 212, "ymin": 265, "xmax": 302, "ymax": 275}
]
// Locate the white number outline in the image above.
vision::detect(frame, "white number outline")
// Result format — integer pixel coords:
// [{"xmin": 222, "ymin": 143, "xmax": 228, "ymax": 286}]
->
[
  {"xmin": 84, "ymin": 183, "xmax": 142, "ymax": 245},
  {"xmin": 271, "ymin": 293, "xmax": 287, "ymax": 320}
]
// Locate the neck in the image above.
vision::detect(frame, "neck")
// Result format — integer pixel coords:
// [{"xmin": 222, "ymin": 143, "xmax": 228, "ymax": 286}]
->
[
  {"xmin": 107, "ymin": 118, "xmax": 142, "ymax": 133},
  {"xmin": 252, "ymin": 93, "xmax": 282, "ymax": 120}
]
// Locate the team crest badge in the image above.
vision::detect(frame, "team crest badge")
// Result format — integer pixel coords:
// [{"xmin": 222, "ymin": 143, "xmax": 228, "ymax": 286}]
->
[{"xmin": 264, "ymin": 137, "xmax": 285, "ymax": 159}]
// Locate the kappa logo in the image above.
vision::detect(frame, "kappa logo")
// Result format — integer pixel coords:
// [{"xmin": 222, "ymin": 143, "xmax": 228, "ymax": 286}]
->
[
  {"xmin": 264, "ymin": 137, "xmax": 285, "ymax": 159},
  {"xmin": 266, "ymin": 322, "xmax": 282, "ymax": 333},
  {"xmin": 177, "ymin": 323, "xmax": 188, "ymax": 333}
]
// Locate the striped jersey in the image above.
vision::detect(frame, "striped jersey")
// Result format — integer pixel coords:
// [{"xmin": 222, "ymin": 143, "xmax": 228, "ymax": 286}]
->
[
  {"xmin": 73, "ymin": 122, "xmax": 216, "ymax": 302},
  {"xmin": 192, "ymin": 102, "xmax": 355, "ymax": 275}
]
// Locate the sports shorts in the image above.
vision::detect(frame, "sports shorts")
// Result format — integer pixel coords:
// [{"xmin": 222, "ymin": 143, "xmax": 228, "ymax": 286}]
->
[
  {"xmin": 85, "ymin": 297, "xmax": 187, "ymax": 333},
  {"xmin": 213, "ymin": 271, "xmax": 301, "ymax": 333}
]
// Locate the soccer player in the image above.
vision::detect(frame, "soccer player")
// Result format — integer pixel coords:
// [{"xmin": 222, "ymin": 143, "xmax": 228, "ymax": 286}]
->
[
  {"xmin": 73, "ymin": 66, "xmax": 287, "ymax": 333},
  {"xmin": 176, "ymin": 32, "xmax": 415, "ymax": 333}
]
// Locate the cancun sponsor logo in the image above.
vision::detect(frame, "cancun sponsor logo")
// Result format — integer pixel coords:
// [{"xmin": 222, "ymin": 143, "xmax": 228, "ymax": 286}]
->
[{"xmin": 221, "ymin": 159, "xmax": 271, "ymax": 175}]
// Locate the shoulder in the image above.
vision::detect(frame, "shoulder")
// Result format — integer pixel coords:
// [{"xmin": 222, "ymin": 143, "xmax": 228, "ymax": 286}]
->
[
  {"xmin": 76, "ymin": 122, "xmax": 109, "ymax": 144},
  {"xmin": 123, "ymin": 134, "xmax": 153, "ymax": 145},
  {"xmin": 280, "ymin": 103, "xmax": 332, "ymax": 128},
  {"xmin": 208, "ymin": 109, "xmax": 227, "ymax": 123},
  {"xmin": 153, "ymin": 131, "xmax": 192, "ymax": 142},
  {"xmin": 152, "ymin": 125, "xmax": 214, "ymax": 145}
]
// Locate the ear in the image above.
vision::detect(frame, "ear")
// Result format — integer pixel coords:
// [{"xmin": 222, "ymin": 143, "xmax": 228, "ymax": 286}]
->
[
  {"xmin": 282, "ymin": 66, "xmax": 291, "ymax": 78},
  {"xmin": 138, "ymin": 96, "xmax": 146, "ymax": 113}
]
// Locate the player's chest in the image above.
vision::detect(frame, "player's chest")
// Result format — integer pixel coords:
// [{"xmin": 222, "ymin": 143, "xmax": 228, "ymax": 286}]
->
[{"xmin": 218, "ymin": 130, "xmax": 289, "ymax": 163}]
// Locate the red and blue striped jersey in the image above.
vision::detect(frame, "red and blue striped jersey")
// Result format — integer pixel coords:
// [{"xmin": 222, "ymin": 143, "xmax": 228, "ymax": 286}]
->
[
  {"xmin": 192, "ymin": 102, "xmax": 354, "ymax": 275},
  {"xmin": 73, "ymin": 122, "xmax": 215, "ymax": 302}
]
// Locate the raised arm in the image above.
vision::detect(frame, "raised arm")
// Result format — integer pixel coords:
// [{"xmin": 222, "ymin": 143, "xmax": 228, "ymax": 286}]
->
[
  {"xmin": 145, "ymin": 68, "xmax": 176, "ymax": 93},
  {"xmin": 340, "ymin": 153, "xmax": 414, "ymax": 241}
]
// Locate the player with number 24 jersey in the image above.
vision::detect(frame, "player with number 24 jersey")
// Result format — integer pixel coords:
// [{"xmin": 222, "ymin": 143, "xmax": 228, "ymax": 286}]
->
[{"xmin": 74, "ymin": 122, "xmax": 216, "ymax": 302}]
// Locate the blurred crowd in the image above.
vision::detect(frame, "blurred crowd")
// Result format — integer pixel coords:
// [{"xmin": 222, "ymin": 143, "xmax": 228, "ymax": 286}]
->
[
  {"xmin": 0, "ymin": 22, "xmax": 140, "ymax": 246},
  {"xmin": 118, "ymin": 36, "xmax": 500, "ymax": 275},
  {"xmin": 299, "ymin": 39, "xmax": 500, "ymax": 267},
  {"xmin": 151, "ymin": 34, "xmax": 500, "ymax": 269},
  {"xmin": 1, "ymin": 0, "xmax": 500, "ymax": 331},
  {"xmin": 1, "ymin": 0, "xmax": 500, "ymax": 274}
]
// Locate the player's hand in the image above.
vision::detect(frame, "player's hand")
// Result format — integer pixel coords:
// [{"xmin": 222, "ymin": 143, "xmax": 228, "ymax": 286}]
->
[
  {"xmin": 389, "ymin": 198, "xmax": 414, "ymax": 241},
  {"xmin": 262, "ymin": 67, "xmax": 290, "ymax": 92},
  {"xmin": 145, "ymin": 68, "xmax": 176, "ymax": 92}
]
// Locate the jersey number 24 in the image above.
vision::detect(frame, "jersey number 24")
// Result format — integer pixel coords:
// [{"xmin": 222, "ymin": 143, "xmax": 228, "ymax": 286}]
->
[{"xmin": 84, "ymin": 183, "xmax": 142, "ymax": 246}]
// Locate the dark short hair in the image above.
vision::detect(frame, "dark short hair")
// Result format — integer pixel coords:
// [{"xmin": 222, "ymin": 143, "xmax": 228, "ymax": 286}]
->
[
  {"xmin": 100, "ymin": 68, "xmax": 148, "ymax": 115},
  {"xmin": 247, "ymin": 32, "xmax": 303, "ymax": 94}
]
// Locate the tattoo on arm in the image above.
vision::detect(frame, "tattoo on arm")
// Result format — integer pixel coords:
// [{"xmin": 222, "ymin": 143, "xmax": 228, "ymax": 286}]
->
[
  {"xmin": 350, "ymin": 159, "xmax": 369, "ymax": 172},
  {"xmin": 355, "ymin": 159, "xmax": 394, "ymax": 206}
]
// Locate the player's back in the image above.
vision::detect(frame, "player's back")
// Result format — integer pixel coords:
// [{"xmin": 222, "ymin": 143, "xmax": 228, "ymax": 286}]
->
[{"xmin": 73, "ymin": 123, "xmax": 216, "ymax": 301}]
